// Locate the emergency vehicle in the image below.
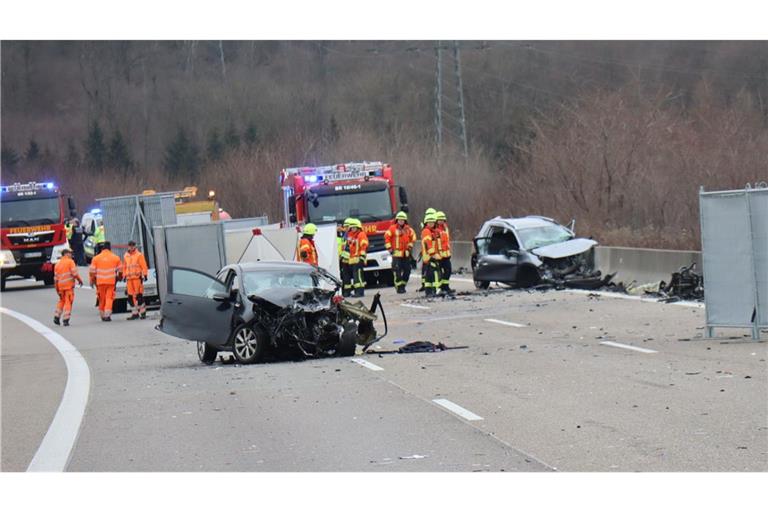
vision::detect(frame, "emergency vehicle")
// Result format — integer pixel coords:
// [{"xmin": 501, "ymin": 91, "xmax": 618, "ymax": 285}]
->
[
  {"xmin": 1, "ymin": 181, "xmax": 77, "ymax": 291},
  {"xmin": 279, "ymin": 161, "xmax": 409, "ymax": 284}
]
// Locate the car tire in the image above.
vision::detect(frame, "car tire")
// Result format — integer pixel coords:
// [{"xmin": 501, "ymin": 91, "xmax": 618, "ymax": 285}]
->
[
  {"xmin": 43, "ymin": 274, "xmax": 55, "ymax": 286},
  {"xmin": 474, "ymin": 279, "xmax": 490, "ymax": 290},
  {"xmin": 197, "ymin": 342, "xmax": 218, "ymax": 365},
  {"xmin": 231, "ymin": 324, "xmax": 265, "ymax": 364},
  {"xmin": 516, "ymin": 266, "xmax": 540, "ymax": 288},
  {"xmin": 337, "ymin": 321, "xmax": 359, "ymax": 357}
]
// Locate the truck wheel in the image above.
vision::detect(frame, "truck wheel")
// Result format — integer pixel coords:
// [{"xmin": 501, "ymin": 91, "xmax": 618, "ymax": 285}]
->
[
  {"xmin": 197, "ymin": 342, "xmax": 218, "ymax": 365},
  {"xmin": 43, "ymin": 274, "xmax": 55, "ymax": 286},
  {"xmin": 1, "ymin": 276, "xmax": 6, "ymax": 292},
  {"xmin": 231, "ymin": 324, "xmax": 265, "ymax": 364}
]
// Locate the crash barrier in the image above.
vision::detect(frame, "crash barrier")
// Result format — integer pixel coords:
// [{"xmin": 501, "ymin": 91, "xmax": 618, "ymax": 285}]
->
[{"xmin": 700, "ymin": 185, "xmax": 767, "ymax": 340}]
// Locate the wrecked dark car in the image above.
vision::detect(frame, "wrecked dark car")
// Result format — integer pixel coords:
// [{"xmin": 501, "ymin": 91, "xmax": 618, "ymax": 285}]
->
[
  {"xmin": 158, "ymin": 261, "xmax": 386, "ymax": 364},
  {"xmin": 471, "ymin": 216, "xmax": 611, "ymax": 290}
]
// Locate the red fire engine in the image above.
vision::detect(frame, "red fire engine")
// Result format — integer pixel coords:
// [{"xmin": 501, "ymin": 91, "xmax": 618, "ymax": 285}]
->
[
  {"xmin": 279, "ymin": 161, "xmax": 409, "ymax": 284},
  {"xmin": 1, "ymin": 181, "xmax": 77, "ymax": 291}
]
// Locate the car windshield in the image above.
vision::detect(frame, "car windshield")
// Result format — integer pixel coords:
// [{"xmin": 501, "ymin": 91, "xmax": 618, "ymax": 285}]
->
[
  {"xmin": 243, "ymin": 269, "xmax": 337, "ymax": 296},
  {"xmin": 306, "ymin": 189, "xmax": 392, "ymax": 224},
  {"xmin": 1, "ymin": 197, "xmax": 61, "ymax": 228},
  {"xmin": 516, "ymin": 224, "xmax": 573, "ymax": 250}
]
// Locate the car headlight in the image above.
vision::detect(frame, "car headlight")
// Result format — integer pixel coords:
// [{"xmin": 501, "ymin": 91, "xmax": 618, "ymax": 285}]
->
[
  {"xmin": 50, "ymin": 243, "xmax": 70, "ymax": 263},
  {"xmin": 0, "ymin": 250, "xmax": 17, "ymax": 268}
]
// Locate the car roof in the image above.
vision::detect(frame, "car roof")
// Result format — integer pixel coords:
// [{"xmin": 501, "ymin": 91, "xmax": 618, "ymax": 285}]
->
[
  {"xmin": 233, "ymin": 260, "xmax": 315, "ymax": 273},
  {"xmin": 486, "ymin": 216, "xmax": 559, "ymax": 230}
]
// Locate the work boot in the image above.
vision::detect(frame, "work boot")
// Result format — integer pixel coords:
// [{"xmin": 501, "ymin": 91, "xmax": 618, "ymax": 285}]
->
[
  {"xmin": 63, "ymin": 319, "xmax": 70, "ymax": 327},
  {"xmin": 53, "ymin": 316, "xmax": 60, "ymax": 325},
  {"xmin": 342, "ymin": 289, "xmax": 351, "ymax": 298},
  {"xmin": 353, "ymin": 288, "xmax": 364, "ymax": 298},
  {"xmin": 425, "ymin": 288, "xmax": 435, "ymax": 297},
  {"xmin": 127, "ymin": 314, "xmax": 139, "ymax": 321},
  {"xmin": 140, "ymin": 313, "xmax": 147, "ymax": 319},
  {"xmin": 396, "ymin": 286, "xmax": 406, "ymax": 294},
  {"xmin": 103, "ymin": 316, "xmax": 112, "ymax": 322}
]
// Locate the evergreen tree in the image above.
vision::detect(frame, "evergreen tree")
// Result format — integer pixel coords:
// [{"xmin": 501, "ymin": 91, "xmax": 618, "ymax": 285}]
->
[
  {"xmin": 164, "ymin": 127, "xmax": 200, "ymax": 178},
  {"xmin": 207, "ymin": 128, "xmax": 224, "ymax": 161},
  {"xmin": 65, "ymin": 141, "xmax": 80, "ymax": 168},
  {"xmin": 1, "ymin": 146, "xmax": 21, "ymax": 172},
  {"xmin": 244, "ymin": 120, "xmax": 259, "ymax": 150},
  {"xmin": 25, "ymin": 139, "xmax": 40, "ymax": 161},
  {"xmin": 224, "ymin": 121, "xmax": 240, "ymax": 150},
  {"xmin": 85, "ymin": 121, "xmax": 106, "ymax": 171},
  {"xmin": 107, "ymin": 129, "xmax": 133, "ymax": 170}
]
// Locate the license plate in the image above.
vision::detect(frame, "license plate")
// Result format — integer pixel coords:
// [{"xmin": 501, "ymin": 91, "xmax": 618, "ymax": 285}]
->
[{"xmin": 24, "ymin": 252, "xmax": 43, "ymax": 259}]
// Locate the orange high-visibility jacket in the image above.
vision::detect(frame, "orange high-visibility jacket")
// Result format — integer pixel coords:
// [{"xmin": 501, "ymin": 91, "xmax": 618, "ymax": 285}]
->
[
  {"xmin": 348, "ymin": 230, "xmax": 369, "ymax": 264},
  {"xmin": 298, "ymin": 237, "xmax": 318, "ymax": 265},
  {"xmin": 421, "ymin": 227, "xmax": 440, "ymax": 263},
  {"xmin": 90, "ymin": 249, "xmax": 122, "ymax": 285},
  {"xmin": 123, "ymin": 250, "xmax": 149, "ymax": 280},
  {"xmin": 437, "ymin": 225, "xmax": 452, "ymax": 258},
  {"xmin": 54, "ymin": 256, "xmax": 81, "ymax": 291},
  {"xmin": 384, "ymin": 223, "xmax": 416, "ymax": 257}
]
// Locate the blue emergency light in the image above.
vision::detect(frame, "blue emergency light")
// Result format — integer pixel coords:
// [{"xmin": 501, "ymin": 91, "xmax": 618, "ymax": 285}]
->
[{"xmin": 90, "ymin": 208, "xmax": 102, "ymax": 214}]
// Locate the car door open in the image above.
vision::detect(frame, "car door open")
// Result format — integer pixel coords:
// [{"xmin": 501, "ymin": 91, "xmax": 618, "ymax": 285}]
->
[{"xmin": 159, "ymin": 267, "xmax": 235, "ymax": 346}]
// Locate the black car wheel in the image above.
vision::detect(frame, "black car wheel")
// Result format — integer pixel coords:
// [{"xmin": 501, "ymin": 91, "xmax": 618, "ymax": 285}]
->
[
  {"xmin": 337, "ymin": 321, "xmax": 359, "ymax": 357},
  {"xmin": 474, "ymin": 279, "xmax": 490, "ymax": 290},
  {"xmin": 197, "ymin": 342, "xmax": 218, "ymax": 365},
  {"xmin": 231, "ymin": 324, "xmax": 265, "ymax": 364},
  {"xmin": 43, "ymin": 274, "xmax": 55, "ymax": 286}
]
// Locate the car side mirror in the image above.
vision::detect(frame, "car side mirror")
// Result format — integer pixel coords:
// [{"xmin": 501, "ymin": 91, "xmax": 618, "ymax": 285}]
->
[
  {"xmin": 68, "ymin": 197, "xmax": 77, "ymax": 217},
  {"xmin": 288, "ymin": 196, "xmax": 297, "ymax": 223},
  {"xmin": 212, "ymin": 292, "xmax": 230, "ymax": 302},
  {"xmin": 398, "ymin": 186, "xmax": 409, "ymax": 211}
]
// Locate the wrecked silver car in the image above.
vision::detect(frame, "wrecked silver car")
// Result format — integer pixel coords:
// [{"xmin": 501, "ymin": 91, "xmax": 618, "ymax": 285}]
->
[
  {"xmin": 158, "ymin": 261, "xmax": 386, "ymax": 364},
  {"xmin": 471, "ymin": 216, "xmax": 610, "ymax": 290}
]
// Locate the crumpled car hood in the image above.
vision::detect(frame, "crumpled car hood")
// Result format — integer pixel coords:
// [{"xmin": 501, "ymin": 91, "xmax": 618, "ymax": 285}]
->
[
  {"xmin": 531, "ymin": 238, "xmax": 597, "ymax": 259},
  {"xmin": 249, "ymin": 286, "xmax": 334, "ymax": 310}
]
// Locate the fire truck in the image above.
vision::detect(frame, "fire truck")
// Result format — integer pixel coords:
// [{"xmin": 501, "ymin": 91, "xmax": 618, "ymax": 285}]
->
[
  {"xmin": 279, "ymin": 161, "xmax": 409, "ymax": 285},
  {"xmin": 1, "ymin": 181, "xmax": 77, "ymax": 291}
]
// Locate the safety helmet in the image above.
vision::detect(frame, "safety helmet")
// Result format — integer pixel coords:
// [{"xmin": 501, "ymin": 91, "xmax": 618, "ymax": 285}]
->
[
  {"xmin": 425, "ymin": 207, "xmax": 437, "ymax": 216},
  {"xmin": 424, "ymin": 213, "xmax": 437, "ymax": 224},
  {"xmin": 303, "ymin": 223, "xmax": 317, "ymax": 236},
  {"xmin": 343, "ymin": 217, "xmax": 354, "ymax": 227},
  {"xmin": 350, "ymin": 218, "xmax": 363, "ymax": 229},
  {"xmin": 395, "ymin": 211, "xmax": 408, "ymax": 221},
  {"xmin": 435, "ymin": 211, "xmax": 447, "ymax": 221}
]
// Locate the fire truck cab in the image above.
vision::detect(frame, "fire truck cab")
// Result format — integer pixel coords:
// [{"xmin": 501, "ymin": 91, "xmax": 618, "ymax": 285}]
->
[
  {"xmin": 1, "ymin": 181, "xmax": 77, "ymax": 290},
  {"xmin": 280, "ymin": 161, "xmax": 408, "ymax": 285}
]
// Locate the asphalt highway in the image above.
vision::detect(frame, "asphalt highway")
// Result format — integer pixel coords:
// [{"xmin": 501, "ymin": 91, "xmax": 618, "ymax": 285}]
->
[{"xmin": 2, "ymin": 271, "xmax": 766, "ymax": 472}]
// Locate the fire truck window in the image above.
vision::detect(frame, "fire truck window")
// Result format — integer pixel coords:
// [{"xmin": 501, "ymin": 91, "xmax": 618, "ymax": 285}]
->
[
  {"xmin": 307, "ymin": 188, "xmax": 392, "ymax": 224},
  {"xmin": 1, "ymin": 197, "xmax": 61, "ymax": 228}
]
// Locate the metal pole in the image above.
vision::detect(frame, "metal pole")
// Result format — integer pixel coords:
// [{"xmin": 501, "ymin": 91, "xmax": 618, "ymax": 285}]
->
[
  {"xmin": 435, "ymin": 42, "xmax": 443, "ymax": 157},
  {"xmin": 453, "ymin": 41, "xmax": 469, "ymax": 160},
  {"xmin": 744, "ymin": 189, "xmax": 762, "ymax": 340}
]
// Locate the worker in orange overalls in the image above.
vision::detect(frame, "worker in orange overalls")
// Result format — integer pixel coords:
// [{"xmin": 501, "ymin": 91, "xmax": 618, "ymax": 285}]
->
[
  {"xmin": 89, "ymin": 241, "xmax": 122, "ymax": 322},
  {"xmin": 53, "ymin": 248, "xmax": 83, "ymax": 326},
  {"xmin": 435, "ymin": 211, "xmax": 454, "ymax": 294},
  {"xmin": 347, "ymin": 218, "xmax": 369, "ymax": 297},
  {"xmin": 421, "ymin": 213, "xmax": 441, "ymax": 297},
  {"xmin": 123, "ymin": 240, "xmax": 149, "ymax": 320},
  {"xmin": 297, "ymin": 223, "xmax": 319, "ymax": 266},
  {"xmin": 385, "ymin": 211, "xmax": 416, "ymax": 294}
]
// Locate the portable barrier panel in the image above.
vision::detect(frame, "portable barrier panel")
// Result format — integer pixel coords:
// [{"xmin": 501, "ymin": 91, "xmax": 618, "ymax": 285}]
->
[{"xmin": 699, "ymin": 185, "xmax": 767, "ymax": 339}]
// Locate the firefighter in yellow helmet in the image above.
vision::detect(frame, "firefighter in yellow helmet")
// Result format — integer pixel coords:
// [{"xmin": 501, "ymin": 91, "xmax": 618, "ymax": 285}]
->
[
  {"xmin": 421, "ymin": 213, "xmax": 442, "ymax": 297},
  {"xmin": 385, "ymin": 211, "xmax": 416, "ymax": 294},
  {"xmin": 297, "ymin": 223, "xmax": 319, "ymax": 266},
  {"xmin": 339, "ymin": 218, "xmax": 354, "ymax": 297},
  {"xmin": 435, "ymin": 211, "xmax": 453, "ymax": 294},
  {"xmin": 347, "ymin": 218, "xmax": 369, "ymax": 297},
  {"xmin": 419, "ymin": 207, "xmax": 438, "ymax": 291}
]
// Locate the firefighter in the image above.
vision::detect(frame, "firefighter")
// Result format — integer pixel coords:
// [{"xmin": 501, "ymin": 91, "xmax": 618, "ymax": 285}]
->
[
  {"xmin": 65, "ymin": 218, "xmax": 74, "ymax": 242},
  {"xmin": 339, "ymin": 218, "xmax": 354, "ymax": 297},
  {"xmin": 435, "ymin": 211, "xmax": 454, "ymax": 294},
  {"xmin": 419, "ymin": 207, "xmax": 438, "ymax": 291},
  {"xmin": 53, "ymin": 248, "xmax": 83, "ymax": 326},
  {"xmin": 123, "ymin": 240, "xmax": 149, "ymax": 320},
  {"xmin": 421, "ymin": 213, "xmax": 442, "ymax": 297},
  {"xmin": 89, "ymin": 241, "xmax": 122, "ymax": 322},
  {"xmin": 347, "ymin": 218, "xmax": 369, "ymax": 297},
  {"xmin": 385, "ymin": 211, "xmax": 416, "ymax": 294},
  {"xmin": 298, "ymin": 223, "xmax": 319, "ymax": 266}
]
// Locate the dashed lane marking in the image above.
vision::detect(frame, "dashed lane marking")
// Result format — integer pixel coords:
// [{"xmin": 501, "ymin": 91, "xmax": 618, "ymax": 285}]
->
[
  {"xmin": 350, "ymin": 358, "xmax": 384, "ymax": 371},
  {"xmin": 432, "ymin": 398, "xmax": 484, "ymax": 421},
  {"xmin": 0, "ymin": 307, "xmax": 91, "ymax": 472},
  {"xmin": 400, "ymin": 303, "xmax": 431, "ymax": 310},
  {"xmin": 485, "ymin": 318, "xmax": 526, "ymax": 328},
  {"xmin": 564, "ymin": 289, "xmax": 705, "ymax": 309},
  {"xmin": 599, "ymin": 341, "xmax": 658, "ymax": 354}
]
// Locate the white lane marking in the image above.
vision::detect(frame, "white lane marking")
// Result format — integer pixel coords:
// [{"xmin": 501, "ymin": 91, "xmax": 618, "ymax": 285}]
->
[
  {"xmin": 432, "ymin": 398, "xmax": 484, "ymax": 421},
  {"xmin": 485, "ymin": 318, "xmax": 526, "ymax": 328},
  {"xmin": 564, "ymin": 289, "xmax": 705, "ymax": 309},
  {"xmin": 400, "ymin": 303, "xmax": 430, "ymax": 310},
  {"xmin": 350, "ymin": 358, "xmax": 384, "ymax": 371},
  {"xmin": 451, "ymin": 277, "xmax": 475, "ymax": 283},
  {"xmin": 599, "ymin": 341, "xmax": 658, "ymax": 354},
  {"xmin": 0, "ymin": 308, "xmax": 91, "ymax": 472}
]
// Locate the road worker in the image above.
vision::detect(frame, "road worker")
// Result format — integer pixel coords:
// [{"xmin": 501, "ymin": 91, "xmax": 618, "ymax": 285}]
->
[
  {"xmin": 65, "ymin": 218, "xmax": 74, "ymax": 242},
  {"xmin": 339, "ymin": 218, "xmax": 354, "ymax": 297},
  {"xmin": 297, "ymin": 223, "xmax": 319, "ymax": 266},
  {"xmin": 123, "ymin": 240, "xmax": 149, "ymax": 320},
  {"xmin": 385, "ymin": 211, "xmax": 416, "ymax": 294},
  {"xmin": 347, "ymin": 218, "xmax": 369, "ymax": 297},
  {"xmin": 89, "ymin": 241, "xmax": 122, "ymax": 322},
  {"xmin": 436, "ymin": 211, "xmax": 454, "ymax": 294},
  {"xmin": 421, "ymin": 213, "xmax": 442, "ymax": 297},
  {"xmin": 53, "ymin": 248, "xmax": 83, "ymax": 326}
]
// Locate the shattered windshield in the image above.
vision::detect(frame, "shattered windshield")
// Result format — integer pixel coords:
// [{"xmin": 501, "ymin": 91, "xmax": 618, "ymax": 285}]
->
[
  {"xmin": 516, "ymin": 224, "xmax": 573, "ymax": 250},
  {"xmin": 306, "ymin": 189, "xmax": 392, "ymax": 224}
]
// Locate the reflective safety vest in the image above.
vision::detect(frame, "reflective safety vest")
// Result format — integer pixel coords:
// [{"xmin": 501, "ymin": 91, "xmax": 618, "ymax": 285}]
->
[
  {"xmin": 65, "ymin": 222, "xmax": 73, "ymax": 240},
  {"xmin": 421, "ymin": 227, "xmax": 441, "ymax": 263},
  {"xmin": 347, "ymin": 230, "xmax": 369, "ymax": 264},
  {"xmin": 54, "ymin": 256, "xmax": 81, "ymax": 291},
  {"xmin": 123, "ymin": 250, "xmax": 149, "ymax": 280},
  {"xmin": 437, "ymin": 224, "xmax": 451, "ymax": 258},
  {"xmin": 90, "ymin": 249, "xmax": 122, "ymax": 285},
  {"xmin": 298, "ymin": 237, "xmax": 318, "ymax": 266},
  {"xmin": 93, "ymin": 225, "xmax": 105, "ymax": 245},
  {"xmin": 385, "ymin": 222, "xmax": 416, "ymax": 257}
]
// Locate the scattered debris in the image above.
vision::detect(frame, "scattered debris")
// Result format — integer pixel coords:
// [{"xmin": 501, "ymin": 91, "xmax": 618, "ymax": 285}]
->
[{"xmin": 366, "ymin": 341, "xmax": 469, "ymax": 355}]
